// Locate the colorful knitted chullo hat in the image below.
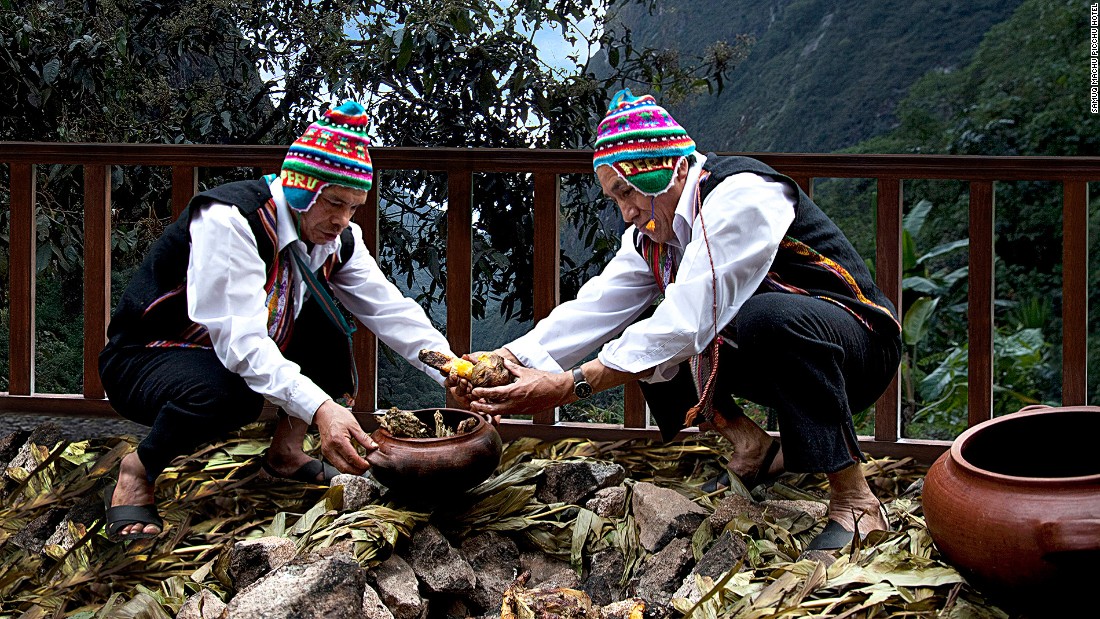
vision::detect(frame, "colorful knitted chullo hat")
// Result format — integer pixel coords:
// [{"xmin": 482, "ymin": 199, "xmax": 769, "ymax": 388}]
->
[
  {"xmin": 281, "ymin": 101, "xmax": 374, "ymax": 212},
  {"xmin": 592, "ymin": 89, "xmax": 696, "ymax": 196}
]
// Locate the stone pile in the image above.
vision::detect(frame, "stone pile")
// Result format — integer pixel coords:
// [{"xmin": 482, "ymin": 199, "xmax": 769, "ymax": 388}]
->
[{"xmin": 177, "ymin": 459, "xmax": 830, "ymax": 619}]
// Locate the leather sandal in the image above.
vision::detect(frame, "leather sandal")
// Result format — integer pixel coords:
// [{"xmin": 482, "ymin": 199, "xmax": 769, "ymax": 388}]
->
[
  {"xmin": 806, "ymin": 502, "xmax": 891, "ymax": 550},
  {"xmin": 260, "ymin": 452, "xmax": 340, "ymax": 485},
  {"xmin": 703, "ymin": 438, "xmax": 783, "ymax": 492},
  {"xmin": 103, "ymin": 484, "xmax": 163, "ymax": 542}
]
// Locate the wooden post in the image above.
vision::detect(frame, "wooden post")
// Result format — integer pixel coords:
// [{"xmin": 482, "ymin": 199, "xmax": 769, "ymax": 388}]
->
[
  {"xmin": 9, "ymin": 164, "xmax": 36, "ymax": 394},
  {"xmin": 171, "ymin": 166, "xmax": 198, "ymax": 220},
  {"xmin": 874, "ymin": 179, "xmax": 902, "ymax": 442},
  {"xmin": 968, "ymin": 181, "xmax": 995, "ymax": 426},
  {"xmin": 532, "ymin": 172, "xmax": 560, "ymax": 425},
  {"xmin": 352, "ymin": 183, "xmax": 381, "ymax": 411},
  {"xmin": 446, "ymin": 171, "xmax": 473, "ymax": 409},
  {"xmin": 83, "ymin": 165, "xmax": 112, "ymax": 399},
  {"xmin": 1062, "ymin": 181, "xmax": 1088, "ymax": 405},
  {"xmin": 790, "ymin": 175, "xmax": 814, "ymax": 199}
]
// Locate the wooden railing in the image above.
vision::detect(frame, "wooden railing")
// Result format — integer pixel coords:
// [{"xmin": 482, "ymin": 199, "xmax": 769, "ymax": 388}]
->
[{"xmin": 1, "ymin": 143, "xmax": 1097, "ymax": 463}]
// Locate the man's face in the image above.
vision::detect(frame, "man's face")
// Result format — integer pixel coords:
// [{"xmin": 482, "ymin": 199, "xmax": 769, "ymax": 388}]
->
[
  {"xmin": 597, "ymin": 160, "xmax": 687, "ymax": 244},
  {"xmin": 297, "ymin": 184, "xmax": 368, "ymax": 245}
]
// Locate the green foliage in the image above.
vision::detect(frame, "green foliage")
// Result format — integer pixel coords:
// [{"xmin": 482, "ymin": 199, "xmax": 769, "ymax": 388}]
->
[
  {"xmin": 813, "ymin": 0, "xmax": 1100, "ymax": 439},
  {"xmin": 910, "ymin": 328, "xmax": 1052, "ymax": 439},
  {"xmin": 0, "ymin": 0, "xmax": 740, "ymax": 395},
  {"xmin": 607, "ymin": 0, "xmax": 1024, "ymax": 153}
]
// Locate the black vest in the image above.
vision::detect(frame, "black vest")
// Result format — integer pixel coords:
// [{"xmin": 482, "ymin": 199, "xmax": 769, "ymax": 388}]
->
[
  {"xmin": 106, "ymin": 180, "xmax": 354, "ymax": 347},
  {"xmin": 636, "ymin": 154, "xmax": 900, "ymax": 336}
]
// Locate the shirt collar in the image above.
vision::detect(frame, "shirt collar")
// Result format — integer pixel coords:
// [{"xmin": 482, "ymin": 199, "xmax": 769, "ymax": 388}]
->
[
  {"xmin": 669, "ymin": 151, "xmax": 707, "ymax": 249},
  {"xmin": 268, "ymin": 176, "xmax": 342, "ymax": 257}
]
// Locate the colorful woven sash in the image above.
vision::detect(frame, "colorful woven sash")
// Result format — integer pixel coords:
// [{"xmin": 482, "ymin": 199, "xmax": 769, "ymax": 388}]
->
[
  {"xmin": 290, "ymin": 247, "xmax": 359, "ymax": 407},
  {"xmin": 638, "ymin": 171, "xmax": 721, "ymax": 425}
]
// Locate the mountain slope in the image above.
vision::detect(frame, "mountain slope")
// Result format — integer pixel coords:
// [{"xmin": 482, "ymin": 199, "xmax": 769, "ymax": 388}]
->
[{"xmin": 603, "ymin": 0, "xmax": 1023, "ymax": 152}]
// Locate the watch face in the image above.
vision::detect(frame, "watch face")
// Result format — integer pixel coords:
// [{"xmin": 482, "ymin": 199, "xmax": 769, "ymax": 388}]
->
[{"xmin": 575, "ymin": 381, "xmax": 593, "ymax": 399}]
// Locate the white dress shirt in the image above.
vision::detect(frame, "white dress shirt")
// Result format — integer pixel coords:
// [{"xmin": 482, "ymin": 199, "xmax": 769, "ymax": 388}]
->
[
  {"xmin": 186, "ymin": 177, "xmax": 453, "ymax": 423},
  {"xmin": 506, "ymin": 153, "xmax": 797, "ymax": 383}
]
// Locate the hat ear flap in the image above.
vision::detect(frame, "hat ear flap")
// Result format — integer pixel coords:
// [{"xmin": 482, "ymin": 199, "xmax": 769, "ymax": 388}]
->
[{"xmin": 284, "ymin": 185, "xmax": 322, "ymax": 213}]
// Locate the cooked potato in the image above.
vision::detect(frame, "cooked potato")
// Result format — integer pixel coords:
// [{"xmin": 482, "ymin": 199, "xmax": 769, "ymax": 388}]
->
[{"xmin": 418, "ymin": 349, "xmax": 512, "ymax": 387}]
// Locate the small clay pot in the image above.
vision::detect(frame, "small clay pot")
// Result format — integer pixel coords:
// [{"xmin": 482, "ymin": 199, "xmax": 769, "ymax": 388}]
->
[
  {"xmin": 923, "ymin": 405, "xmax": 1100, "ymax": 605},
  {"xmin": 365, "ymin": 408, "xmax": 502, "ymax": 498}
]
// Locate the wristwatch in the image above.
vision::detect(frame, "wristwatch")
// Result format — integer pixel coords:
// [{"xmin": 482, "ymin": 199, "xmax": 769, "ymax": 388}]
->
[{"xmin": 571, "ymin": 366, "xmax": 593, "ymax": 399}]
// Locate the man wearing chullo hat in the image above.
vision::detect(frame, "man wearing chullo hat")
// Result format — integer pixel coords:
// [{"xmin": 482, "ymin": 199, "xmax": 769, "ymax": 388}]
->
[
  {"xmin": 99, "ymin": 101, "xmax": 456, "ymax": 541},
  {"xmin": 454, "ymin": 89, "xmax": 902, "ymax": 551}
]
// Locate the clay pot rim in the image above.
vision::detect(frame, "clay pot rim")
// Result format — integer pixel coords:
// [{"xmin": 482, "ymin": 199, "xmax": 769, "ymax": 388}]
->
[
  {"xmin": 371, "ymin": 407, "xmax": 495, "ymax": 444},
  {"xmin": 950, "ymin": 405, "xmax": 1100, "ymax": 484}
]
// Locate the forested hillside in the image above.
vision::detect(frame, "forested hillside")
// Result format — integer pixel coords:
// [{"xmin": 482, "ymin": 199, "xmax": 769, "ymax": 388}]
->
[
  {"xmin": 604, "ymin": 0, "xmax": 1023, "ymax": 152},
  {"xmin": 810, "ymin": 0, "xmax": 1100, "ymax": 435}
]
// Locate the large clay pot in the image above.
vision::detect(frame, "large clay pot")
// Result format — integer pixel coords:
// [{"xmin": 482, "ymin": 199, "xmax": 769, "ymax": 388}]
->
[
  {"xmin": 923, "ymin": 405, "xmax": 1100, "ymax": 601},
  {"xmin": 365, "ymin": 408, "xmax": 502, "ymax": 498}
]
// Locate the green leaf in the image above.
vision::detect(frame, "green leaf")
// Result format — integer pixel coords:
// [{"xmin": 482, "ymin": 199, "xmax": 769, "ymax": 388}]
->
[
  {"xmin": 42, "ymin": 58, "xmax": 60, "ymax": 85},
  {"xmin": 903, "ymin": 297, "xmax": 939, "ymax": 346},
  {"xmin": 917, "ymin": 239, "xmax": 969, "ymax": 266},
  {"xmin": 570, "ymin": 508, "xmax": 600, "ymax": 574},
  {"xmin": 396, "ymin": 32, "xmax": 414, "ymax": 70},
  {"xmin": 903, "ymin": 199, "xmax": 934, "ymax": 238},
  {"xmin": 902, "ymin": 276, "xmax": 941, "ymax": 295}
]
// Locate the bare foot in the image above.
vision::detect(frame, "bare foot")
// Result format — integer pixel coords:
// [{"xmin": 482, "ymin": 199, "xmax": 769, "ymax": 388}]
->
[
  {"xmin": 826, "ymin": 463, "xmax": 888, "ymax": 537},
  {"xmin": 262, "ymin": 414, "xmax": 324, "ymax": 481},
  {"xmin": 707, "ymin": 410, "xmax": 785, "ymax": 481},
  {"xmin": 111, "ymin": 451, "xmax": 160, "ymax": 537}
]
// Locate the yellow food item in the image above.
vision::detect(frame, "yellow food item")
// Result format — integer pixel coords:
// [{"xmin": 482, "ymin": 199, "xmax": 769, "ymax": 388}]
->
[
  {"xmin": 418, "ymin": 349, "xmax": 512, "ymax": 387},
  {"xmin": 443, "ymin": 358, "xmax": 475, "ymax": 378}
]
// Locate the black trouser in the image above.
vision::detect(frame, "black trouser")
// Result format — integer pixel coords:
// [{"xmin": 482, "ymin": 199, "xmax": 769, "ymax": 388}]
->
[
  {"xmin": 640, "ymin": 292, "xmax": 900, "ymax": 474},
  {"xmin": 99, "ymin": 299, "xmax": 353, "ymax": 482}
]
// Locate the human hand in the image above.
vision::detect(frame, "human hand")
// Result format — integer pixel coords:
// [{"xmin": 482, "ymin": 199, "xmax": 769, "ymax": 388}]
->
[
  {"xmin": 468, "ymin": 359, "xmax": 572, "ymax": 416},
  {"xmin": 313, "ymin": 400, "xmax": 377, "ymax": 475},
  {"xmin": 445, "ymin": 371, "xmax": 476, "ymax": 407},
  {"xmin": 446, "ymin": 349, "xmax": 521, "ymax": 405}
]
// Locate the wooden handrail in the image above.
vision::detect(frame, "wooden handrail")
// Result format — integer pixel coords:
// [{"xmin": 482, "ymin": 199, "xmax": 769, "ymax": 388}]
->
[{"xmin": 3, "ymin": 143, "xmax": 1098, "ymax": 464}]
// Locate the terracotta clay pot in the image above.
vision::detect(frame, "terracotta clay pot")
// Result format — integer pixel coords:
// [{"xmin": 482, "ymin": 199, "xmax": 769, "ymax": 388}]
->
[
  {"xmin": 365, "ymin": 408, "xmax": 502, "ymax": 498},
  {"xmin": 923, "ymin": 405, "xmax": 1100, "ymax": 601}
]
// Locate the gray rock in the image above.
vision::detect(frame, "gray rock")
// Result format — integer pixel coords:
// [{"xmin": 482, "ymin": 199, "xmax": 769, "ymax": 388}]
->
[
  {"xmin": 634, "ymin": 538, "xmax": 694, "ymax": 605},
  {"xmin": 11, "ymin": 508, "xmax": 67, "ymax": 552},
  {"xmin": 331, "ymin": 474, "xmax": 382, "ymax": 511},
  {"xmin": 582, "ymin": 548, "xmax": 624, "ymax": 607},
  {"xmin": 0, "ymin": 416, "xmax": 147, "ymax": 442},
  {"xmin": 761, "ymin": 499, "xmax": 827, "ymax": 520},
  {"xmin": 0, "ymin": 429, "xmax": 30, "ymax": 465},
  {"xmin": 461, "ymin": 531, "xmax": 520, "ymax": 612},
  {"xmin": 631, "ymin": 482, "xmax": 707, "ymax": 552},
  {"xmin": 43, "ymin": 494, "xmax": 103, "ymax": 554},
  {"xmin": 176, "ymin": 589, "xmax": 227, "ymax": 619},
  {"xmin": 5, "ymin": 424, "xmax": 65, "ymax": 479},
  {"xmin": 797, "ymin": 549, "xmax": 838, "ymax": 567},
  {"xmin": 536, "ymin": 460, "xmax": 626, "ymax": 505},
  {"xmin": 227, "ymin": 551, "xmax": 367, "ymax": 618},
  {"xmin": 228, "ymin": 536, "xmax": 297, "ymax": 590},
  {"xmin": 519, "ymin": 551, "xmax": 580, "ymax": 589},
  {"xmin": 672, "ymin": 577, "xmax": 702, "ymax": 606},
  {"xmin": 584, "ymin": 486, "xmax": 627, "ymax": 518},
  {"xmin": 407, "ymin": 525, "xmax": 476, "ymax": 596},
  {"xmin": 693, "ymin": 531, "xmax": 748, "ymax": 580},
  {"xmin": 362, "ymin": 583, "xmax": 396, "ymax": 619},
  {"xmin": 600, "ymin": 598, "xmax": 646, "ymax": 619},
  {"xmin": 367, "ymin": 554, "xmax": 424, "ymax": 619}
]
